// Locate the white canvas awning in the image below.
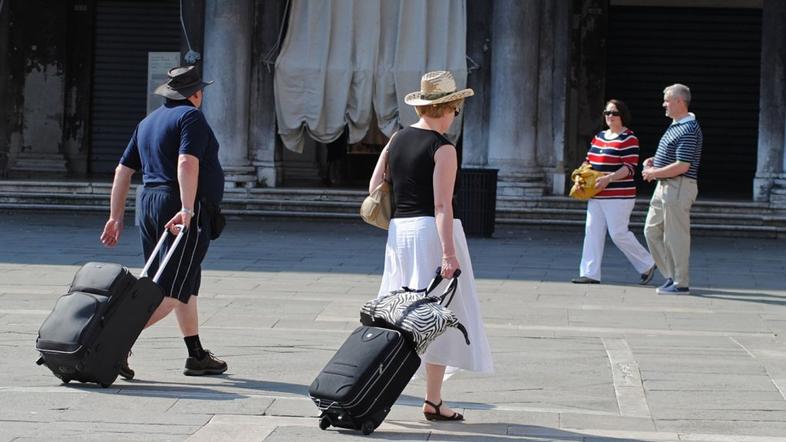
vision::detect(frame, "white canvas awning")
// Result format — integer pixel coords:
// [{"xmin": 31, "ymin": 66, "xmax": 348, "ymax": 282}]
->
[{"xmin": 274, "ymin": 0, "xmax": 468, "ymax": 153}]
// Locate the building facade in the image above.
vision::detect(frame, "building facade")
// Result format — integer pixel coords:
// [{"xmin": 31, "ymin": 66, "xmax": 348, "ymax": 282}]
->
[{"xmin": 1, "ymin": 0, "xmax": 784, "ymax": 207}]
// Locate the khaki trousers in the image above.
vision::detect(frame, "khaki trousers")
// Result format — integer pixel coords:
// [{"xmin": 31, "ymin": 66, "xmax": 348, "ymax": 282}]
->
[{"xmin": 644, "ymin": 176, "xmax": 698, "ymax": 288}]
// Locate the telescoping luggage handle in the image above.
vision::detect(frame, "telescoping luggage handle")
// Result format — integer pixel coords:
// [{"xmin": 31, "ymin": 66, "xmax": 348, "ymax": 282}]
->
[{"xmin": 140, "ymin": 225, "xmax": 187, "ymax": 283}]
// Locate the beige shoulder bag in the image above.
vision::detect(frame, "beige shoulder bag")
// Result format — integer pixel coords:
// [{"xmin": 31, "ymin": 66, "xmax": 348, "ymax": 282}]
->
[{"xmin": 360, "ymin": 145, "xmax": 394, "ymax": 230}]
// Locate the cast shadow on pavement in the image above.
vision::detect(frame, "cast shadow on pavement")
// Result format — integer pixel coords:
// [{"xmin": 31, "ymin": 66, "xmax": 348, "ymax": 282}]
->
[
  {"xmin": 67, "ymin": 376, "xmax": 427, "ymax": 405},
  {"xmin": 359, "ymin": 422, "xmax": 640, "ymax": 441},
  {"xmin": 688, "ymin": 289, "xmax": 786, "ymax": 307}
]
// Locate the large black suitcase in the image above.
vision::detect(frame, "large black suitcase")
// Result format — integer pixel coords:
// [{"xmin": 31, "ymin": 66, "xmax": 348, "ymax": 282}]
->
[
  {"xmin": 309, "ymin": 325, "xmax": 421, "ymax": 435},
  {"xmin": 35, "ymin": 227, "xmax": 185, "ymax": 387}
]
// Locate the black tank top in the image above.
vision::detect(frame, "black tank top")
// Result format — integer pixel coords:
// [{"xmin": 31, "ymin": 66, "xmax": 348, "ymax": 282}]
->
[{"xmin": 388, "ymin": 126, "xmax": 457, "ymax": 218}]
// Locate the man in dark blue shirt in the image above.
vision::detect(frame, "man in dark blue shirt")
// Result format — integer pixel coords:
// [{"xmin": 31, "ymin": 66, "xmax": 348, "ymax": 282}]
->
[
  {"xmin": 100, "ymin": 65, "xmax": 227, "ymax": 378},
  {"xmin": 642, "ymin": 83, "xmax": 703, "ymax": 296}
]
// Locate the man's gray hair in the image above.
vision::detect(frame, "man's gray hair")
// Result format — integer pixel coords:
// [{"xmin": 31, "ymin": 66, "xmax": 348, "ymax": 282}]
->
[{"xmin": 663, "ymin": 83, "xmax": 691, "ymax": 105}]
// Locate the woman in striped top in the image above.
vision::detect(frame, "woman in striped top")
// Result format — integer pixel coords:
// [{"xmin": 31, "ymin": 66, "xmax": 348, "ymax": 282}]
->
[{"xmin": 571, "ymin": 99, "xmax": 656, "ymax": 285}]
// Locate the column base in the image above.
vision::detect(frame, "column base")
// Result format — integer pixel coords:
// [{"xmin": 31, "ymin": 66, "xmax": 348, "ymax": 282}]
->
[
  {"xmin": 753, "ymin": 175, "xmax": 776, "ymax": 202},
  {"xmin": 7, "ymin": 152, "xmax": 68, "ymax": 178},
  {"xmin": 770, "ymin": 177, "xmax": 786, "ymax": 209},
  {"xmin": 551, "ymin": 171, "xmax": 567, "ymax": 197},
  {"xmin": 223, "ymin": 165, "xmax": 257, "ymax": 189},
  {"xmin": 252, "ymin": 160, "xmax": 283, "ymax": 188}
]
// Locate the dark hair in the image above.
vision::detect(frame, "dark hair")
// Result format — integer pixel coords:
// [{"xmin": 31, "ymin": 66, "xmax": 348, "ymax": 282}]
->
[{"xmin": 604, "ymin": 99, "xmax": 632, "ymax": 127}]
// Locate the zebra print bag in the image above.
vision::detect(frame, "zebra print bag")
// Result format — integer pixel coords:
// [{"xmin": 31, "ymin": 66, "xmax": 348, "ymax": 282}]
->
[{"xmin": 360, "ymin": 270, "xmax": 470, "ymax": 354}]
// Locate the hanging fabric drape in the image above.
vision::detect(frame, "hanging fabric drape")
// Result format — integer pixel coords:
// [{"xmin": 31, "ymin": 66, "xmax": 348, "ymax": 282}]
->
[{"xmin": 274, "ymin": 0, "xmax": 467, "ymax": 153}]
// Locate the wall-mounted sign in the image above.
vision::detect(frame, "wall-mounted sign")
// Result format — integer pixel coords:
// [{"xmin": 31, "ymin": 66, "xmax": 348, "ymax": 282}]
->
[{"xmin": 147, "ymin": 52, "xmax": 181, "ymax": 115}]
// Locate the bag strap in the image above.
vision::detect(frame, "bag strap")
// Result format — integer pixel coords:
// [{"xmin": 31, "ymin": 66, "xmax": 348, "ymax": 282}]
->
[
  {"xmin": 382, "ymin": 131, "xmax": 398, "ymax": 183},
  {"xmin": 425, "ymin": 267, "xmax": 461, "ymax": 307},
  {"xmin": 399, "ymin": 286, "xmax": 427, "ymax": 294},
  {"xmin": 455, "ymin": 322, "xmax": 471, "ymax": 345}
]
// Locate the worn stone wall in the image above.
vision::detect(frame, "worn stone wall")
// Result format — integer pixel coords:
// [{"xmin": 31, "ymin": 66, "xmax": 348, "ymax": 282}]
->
[
  {"xmin": 565, "ymin": 0, "xmax": 608, "ymax": 177},
  {"xmin": 249, "ymin": 0, "xmax": 287, "ymax": 187},
  {"xmin": 3, "ymin": 0, "xmax": 69, "ymax": 176},
  {"xmin": 754, "ymin": 0, "xmax": 786, "ymax": 206},
  {"xmin": 62, "ymin": 0, "xmax": 94, "ymax": 176},
  {"xmin": 462, "ymin": 0, "xmax": 492, "ymax": 168},
  {"xmin": 535, "ymin": 0, "xmax": 571, "ymax": 195}
]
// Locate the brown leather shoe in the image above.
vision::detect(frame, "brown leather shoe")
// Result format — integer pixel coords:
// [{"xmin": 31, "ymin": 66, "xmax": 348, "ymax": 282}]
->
[{"xmin": 183, "ymin": 350, "xmax": 227, "ymax": 376}]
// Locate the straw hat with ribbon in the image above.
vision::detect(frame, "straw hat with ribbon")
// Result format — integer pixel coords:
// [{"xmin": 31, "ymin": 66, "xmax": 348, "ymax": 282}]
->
[{"xmin": 404, "ymin": 71, "xmax": 474, "ymax": 106}]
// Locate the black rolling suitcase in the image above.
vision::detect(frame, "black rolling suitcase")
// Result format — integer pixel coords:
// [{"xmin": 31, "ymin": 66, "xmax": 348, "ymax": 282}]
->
[
  {"xmin": 35, "ymin": 227, "xmax": 186, "ymax": 387},
  {"xmin": 309, "ymin": 325, "xmax": 421, "ymax": 435}
]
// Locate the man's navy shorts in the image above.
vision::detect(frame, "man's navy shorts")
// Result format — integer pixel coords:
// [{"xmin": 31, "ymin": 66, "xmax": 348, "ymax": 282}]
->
[{"xmin": 137, "ymin": 186, "xmax": 211, "ymax": 303}]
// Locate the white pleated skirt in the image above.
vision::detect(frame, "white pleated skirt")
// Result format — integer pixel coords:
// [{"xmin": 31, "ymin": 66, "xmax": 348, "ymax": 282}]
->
[{"xmin": 378, "ymin": 216, "xmax": 494, "ymax": 379}]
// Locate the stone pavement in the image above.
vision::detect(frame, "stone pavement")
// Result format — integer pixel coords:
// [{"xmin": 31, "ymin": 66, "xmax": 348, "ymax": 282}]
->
[{"xmin": 1, "ymin": 212, "xmax": 785, "ymax": 442}]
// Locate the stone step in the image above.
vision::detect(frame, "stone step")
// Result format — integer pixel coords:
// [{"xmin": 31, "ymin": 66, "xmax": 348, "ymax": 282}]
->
[
  {"xmin": 495, "ymin": 217, "xmax": 786, "ymax": 237},
  {"xmin": 498, "ymin": 195, "xmax": 771, "ymax": 214},
  {"xmin": 1, "ymin": 180, "xmax": 784, "ymax": 237},
  {"xmin": 498, "ymin": 207, "xmax": 786, "ymax": 227}
]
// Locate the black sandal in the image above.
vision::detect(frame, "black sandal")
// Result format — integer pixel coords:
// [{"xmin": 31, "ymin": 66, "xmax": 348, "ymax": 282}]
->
[{"xmin": 423, "ymin": 399, "xmax": 464, "ymax": 421}]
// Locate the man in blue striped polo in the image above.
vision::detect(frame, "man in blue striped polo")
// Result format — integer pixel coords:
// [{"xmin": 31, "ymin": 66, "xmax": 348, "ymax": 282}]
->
[{"xmin": 642, "ymin": 84, "xmax": 703, "ymax": 295}]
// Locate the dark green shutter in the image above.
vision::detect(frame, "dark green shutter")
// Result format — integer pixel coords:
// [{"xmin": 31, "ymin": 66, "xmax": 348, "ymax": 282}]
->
[
  {"xmin": 90, "ymin": 0, "xmax": 180, "ymax": 175},
  {"xmin": 606, "ymin": 6, "xmax": 761, "ymax": 198}
]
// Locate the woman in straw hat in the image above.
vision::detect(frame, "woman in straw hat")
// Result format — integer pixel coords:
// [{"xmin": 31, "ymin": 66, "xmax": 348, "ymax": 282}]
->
[{"xmin": 369, "ymin": 71, "xmax": 494, "ymax": 422}]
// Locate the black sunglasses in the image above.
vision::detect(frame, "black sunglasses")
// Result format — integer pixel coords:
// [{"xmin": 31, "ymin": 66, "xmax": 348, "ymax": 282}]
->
[
  {"xmin": 453, "ymin": 108, "xmax": 461, "ymax": 117},
  {"xmin": 603, "ymin": 111, "xmax": 621, "ymax": 117}
]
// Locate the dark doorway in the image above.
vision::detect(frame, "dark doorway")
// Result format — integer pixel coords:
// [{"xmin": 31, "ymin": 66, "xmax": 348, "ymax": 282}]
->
[{"xmin": 605, "ymin": 5, "xmax": 761, "ymax": 199}]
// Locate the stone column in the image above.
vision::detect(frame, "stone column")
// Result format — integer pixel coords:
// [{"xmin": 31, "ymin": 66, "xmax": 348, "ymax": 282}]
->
[
  {"xmin": 535, "ymin": 0, "xmax": 571, "ymax": 196},
  {"xmin": 462, "ymin": 0, "xmax": 492, "ymax": 167},
  {"xmin": 248, "ymin": 0, "xmax": 287, "ymax": 187},
  {"xmin": 754, "ymin": 0, "xmax": 786, "ymax": 207},
  {"xmin": 202, "ymin": 0, "xmax": 256, "ymax": 188},
  {"xmin": 487, "ymin": 0, "xmax": 545, "ymax": 196}
]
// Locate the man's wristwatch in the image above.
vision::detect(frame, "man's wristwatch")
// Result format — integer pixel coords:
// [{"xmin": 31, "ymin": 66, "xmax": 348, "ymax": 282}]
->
[{"xmin": 180, "ymin": 207, "xmax": 195, "ymax": 217}]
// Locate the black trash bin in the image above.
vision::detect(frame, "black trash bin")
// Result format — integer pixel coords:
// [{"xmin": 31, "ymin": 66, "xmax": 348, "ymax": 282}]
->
[{"xmin": 455, "ymin": 168, "xmax": 498, "ymax": 238}]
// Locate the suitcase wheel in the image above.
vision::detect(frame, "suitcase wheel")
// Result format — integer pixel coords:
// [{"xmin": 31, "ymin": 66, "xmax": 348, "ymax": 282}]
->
[
  {"xmin": 361, "ymin": 420, "xmax": 374, "ymax": 435},
  {"xmin": 60, "ymin": 377, "xmax": 71, "ymax": 384},
  {"xmin": 318, "ymin": 416, "xmax": 330, "ymax": 430}
]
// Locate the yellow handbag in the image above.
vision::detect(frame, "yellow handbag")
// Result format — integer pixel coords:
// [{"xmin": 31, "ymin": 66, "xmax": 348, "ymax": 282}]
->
[
  {"xmin": 360, "ymin": 180, "xmax": 393, "ymax": 230},
  {"xmin": 569, "ymin": 164, "xmax": 605, "ymax": 200}
]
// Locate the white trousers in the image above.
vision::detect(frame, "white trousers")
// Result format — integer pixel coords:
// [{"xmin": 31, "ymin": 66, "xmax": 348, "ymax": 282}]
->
[{"xmin": 580, "ymin": 198, "xmax": 654, "ymax": 281}]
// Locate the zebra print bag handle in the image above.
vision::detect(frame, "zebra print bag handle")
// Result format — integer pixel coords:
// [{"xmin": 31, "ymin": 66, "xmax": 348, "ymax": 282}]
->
[{"xmin": 426, "ymin": 267, "xmax": 461, "ymax": 307}]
